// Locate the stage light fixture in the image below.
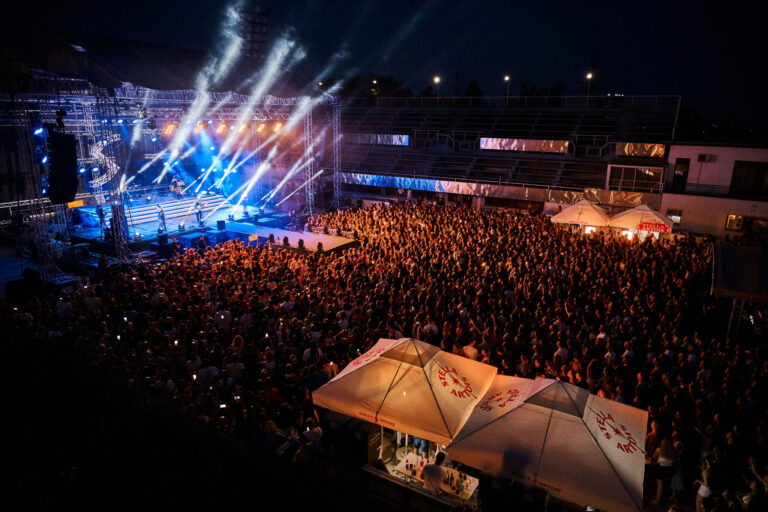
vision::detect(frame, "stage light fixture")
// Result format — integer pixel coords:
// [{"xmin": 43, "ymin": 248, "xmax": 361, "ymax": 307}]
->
[
  {"xmin": 209, "ymin": 145, "xmax": 216, "ymax": 151},
  {"xmin": 256, "ymin": 123, "xmax": 266, "ymax": 133},
  {"xmin": 148, "ymin": 119, "xmax": 157, "ymax": 129},
  {"xmin": 216, "ymin": 122, "xmax": 227, "ymax": 134},
  {"xmin": 163, "ymin": 123, "xmax": 177, "ymax": 135},
  {"xmin": 194, "ymin": 122, "xmax": 205, "ymax": 134},
  {"xmin": 117, "ymin": 119, "xmax": 124, "ymax": 124},
  {"xmin": 151, "ymin": 136, "xmax": 158, "ymax": 142},
  {"xmin": 34, "ymin": 127, "xmax": 44, "ymax": 135},
  {"xmin": 273, "ymin": 122, "xmax": 282, "ymax": 133},
  {"xmin": 41, "ymin": 156, "xmax": 48, "ymax": 164},
  {"xmin": 79, "ymin": 167, "xmax": 86, "ymax": 173},
  {"xmin": 93, "ymin": 166, "xmax": 99, "ymax": 172},
  {"xmin": 238, "ymin": 124, "xmax": 248, "ymax": 134}
]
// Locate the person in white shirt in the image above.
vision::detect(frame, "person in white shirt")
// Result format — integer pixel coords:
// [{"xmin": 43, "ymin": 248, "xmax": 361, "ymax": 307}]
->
[
  {"xmin": 463, "ymin": 340, "xmax": 479, "ymax": 361},
  {"xmin": 555, "ymin": 340, "xmax": 569, "ymax": 362},
  {"xmin": 421, "ymin": 451, "xmax": 447, "ymax": 495}
]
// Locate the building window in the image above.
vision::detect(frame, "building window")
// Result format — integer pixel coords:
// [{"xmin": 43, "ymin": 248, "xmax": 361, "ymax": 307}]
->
[
  {"xmin": 666, "ymin": 209, "xmax": 682, "ymax": 225},
  {"xmin": 730, "ymin": 161, "xmax": 768, "ymax": 199},
  {"xmin": 725, "ymin": 214, "xmax": 744, "ymax": 231}
]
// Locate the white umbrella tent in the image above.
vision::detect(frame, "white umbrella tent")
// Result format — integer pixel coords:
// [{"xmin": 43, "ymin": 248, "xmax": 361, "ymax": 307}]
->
[
  {"xmin": 312, "ymin": 338, "xmax": 497, "ymax": 445},
  {"xmin": 448, "ymin": 377, "xmax": 648, "ymax": 512},
  {"xmin": 608, "ymin": 204, "xmax": 673, "ymax": 234},
  {"xmin": 550, "ymin": 200, "xmax": 611, "ymax": 228}
]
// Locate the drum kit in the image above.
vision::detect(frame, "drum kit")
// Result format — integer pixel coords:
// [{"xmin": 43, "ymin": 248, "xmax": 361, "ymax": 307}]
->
[{"xmin": 170, "ymin": 177, "xmax": 185, "ymax": 197}]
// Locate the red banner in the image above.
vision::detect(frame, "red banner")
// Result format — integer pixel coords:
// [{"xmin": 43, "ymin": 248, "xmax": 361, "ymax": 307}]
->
[{"xmin": 636, "ymin": 221, "xmax": 671, "ymax": 233}]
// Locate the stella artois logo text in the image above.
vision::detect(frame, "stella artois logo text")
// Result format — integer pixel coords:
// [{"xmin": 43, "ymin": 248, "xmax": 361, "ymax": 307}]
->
[
  {"xmin": 595, "ymin": 410, "xmax": 639, "ymax": 454},
  {"xmin": 438, "ymin": 367, "xmax": 473, "ymax": 398},
  {"xmin": 352, "ymin": 346, "xmax": 387, "ymax": 367},
  {"xmin": 479, "ymin": 388, "xmax": 521, "ymax": 412}
]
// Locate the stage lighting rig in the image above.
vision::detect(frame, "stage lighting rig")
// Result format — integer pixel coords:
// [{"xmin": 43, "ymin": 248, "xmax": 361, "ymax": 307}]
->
[{"xmin": 55, "ymin": 108, "xmax": 67, "ymax": 128}]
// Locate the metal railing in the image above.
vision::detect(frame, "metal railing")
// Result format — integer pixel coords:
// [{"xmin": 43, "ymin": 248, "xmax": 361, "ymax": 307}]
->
[{"xmin": 345, "ymin": 95, "xmax": 681, "ymax": 109}]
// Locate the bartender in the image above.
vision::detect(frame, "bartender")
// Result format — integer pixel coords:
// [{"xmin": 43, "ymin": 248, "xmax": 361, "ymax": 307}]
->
[{"xmin": 421, "ymin": 452, "xmax": 447, "ymax": 495}]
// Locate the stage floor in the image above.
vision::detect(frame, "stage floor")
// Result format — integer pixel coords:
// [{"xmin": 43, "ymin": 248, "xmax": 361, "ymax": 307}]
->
[
  {"xmin": 74, "ymin": 207, "xmax": 234, "ymax": 242},
  {"xmin": 224, "ymin": 222, "xmax": 357, "ymax": 252}
]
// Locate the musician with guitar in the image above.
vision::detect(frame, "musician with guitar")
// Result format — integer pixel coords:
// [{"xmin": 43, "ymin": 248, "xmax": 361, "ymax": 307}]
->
[{"xmin": 195, "ymin": 196, "xmax": 205, "ymax": 226}]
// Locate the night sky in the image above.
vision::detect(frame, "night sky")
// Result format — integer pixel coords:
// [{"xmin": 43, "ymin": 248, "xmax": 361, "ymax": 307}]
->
[{"xmin": 9, "ymin": 0, "xmax": 768, "ymax": 120}]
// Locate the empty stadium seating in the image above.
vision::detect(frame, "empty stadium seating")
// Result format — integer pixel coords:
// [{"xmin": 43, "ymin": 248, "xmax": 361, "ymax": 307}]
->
[{"xmin": 335, "ymin": 95, "xmax": 675, "ymax": 193}]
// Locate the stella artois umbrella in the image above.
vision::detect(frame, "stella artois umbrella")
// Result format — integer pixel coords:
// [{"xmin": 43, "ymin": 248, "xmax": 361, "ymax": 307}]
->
[
  {"xmin": 550, "ymin": 200, "xmax": 611, "ymax": 226},
  {"xmin": 448, "ymin": 377, "xmax": 648, "ymax": 512},
  {"xmin": 609, "ymin": 205, "xmax": 673, "ymax": 233},
  {"xmin": 312, "ymin": 338, "xmax": 497, "ymax": 445}
]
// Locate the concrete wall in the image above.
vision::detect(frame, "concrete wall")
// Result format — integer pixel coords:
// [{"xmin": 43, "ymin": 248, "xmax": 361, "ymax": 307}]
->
[
  {"xmin": 660, "ymin": 193, "xmax": 768, "ymax": 237},
  {"xmin": 667, "ymin": 144, "xmax": 768, "ymax": 191}
]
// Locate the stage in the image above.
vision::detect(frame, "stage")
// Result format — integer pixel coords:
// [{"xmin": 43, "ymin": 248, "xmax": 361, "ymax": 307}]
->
[
  {"xmin": 223, "ymin": 222, "xmax": 358, "ymax": 253},
  {"xmin": 69, "ymin": 194, "xmax": 357, "ymax": 256}
]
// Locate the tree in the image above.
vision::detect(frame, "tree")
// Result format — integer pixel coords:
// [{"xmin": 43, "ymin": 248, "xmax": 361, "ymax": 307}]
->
[
  {"xmin": 520, "ymin": 79, "xmax": 565, "ymax": 97},
  {"xmin": 463, "ymin": 81, "xmax": 484, "ymax": 98}
]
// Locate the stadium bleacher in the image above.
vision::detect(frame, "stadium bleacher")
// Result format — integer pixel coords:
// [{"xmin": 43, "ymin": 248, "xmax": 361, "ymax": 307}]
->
[{"xmin": 336, "ymin": 95, "xmax": 677, "ymax": 193}]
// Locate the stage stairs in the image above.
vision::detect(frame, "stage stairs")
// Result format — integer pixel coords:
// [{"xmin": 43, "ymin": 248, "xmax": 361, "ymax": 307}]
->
[{"xmin": 100, "ymin": 194, "xmax": 232, "ymax": 227}]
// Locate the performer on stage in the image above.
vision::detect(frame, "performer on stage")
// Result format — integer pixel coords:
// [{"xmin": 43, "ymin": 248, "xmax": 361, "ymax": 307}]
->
[
  {"xmin": 157, "ymin": 203, "xmax": 167, "ymax": 233},
  {"xmin": 194, "ymin": 196, "xmax": 204, "ymax": 226},
  {"xmin": 97, "ymin": 204, "xmax": 107, "ymax": 236}
]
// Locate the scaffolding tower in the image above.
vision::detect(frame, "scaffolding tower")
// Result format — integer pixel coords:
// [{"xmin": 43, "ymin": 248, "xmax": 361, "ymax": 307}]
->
[
  {"xmin": 302, "ymin": 109, "xmax": 315, "ymax": 217},
  {"xmin": 94, "ymin": 89, "xmax": 132, "ymax": 261},
  {"xmin": 331, "ymin": 97, "xmax": 341, "ymax": 208}
]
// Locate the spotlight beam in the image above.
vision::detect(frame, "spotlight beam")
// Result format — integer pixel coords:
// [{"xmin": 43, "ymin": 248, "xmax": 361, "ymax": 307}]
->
[
  {"xmin": 275, "ymin": 170, "xmax": 324, "ymax": 207},
  {"xmin": 214, "ymin": 34, "xmax": 302, "ymax": 166}
]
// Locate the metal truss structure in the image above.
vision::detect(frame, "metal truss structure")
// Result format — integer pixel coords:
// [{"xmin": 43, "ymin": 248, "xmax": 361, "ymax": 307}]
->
[
  {"xmin": 0, "ymin": 82, "xmax": 336, "ymax": 131},
  {"xmin": 93, "ymin": 89, "xmax": 133, "ymax": 261},
  {"xmin": 302, "ymin": 110, "xmax": 315, "ymax": 217},
  {"xmin": 331, "ymin": 97, "xmax": 341, "ymax": 208}
]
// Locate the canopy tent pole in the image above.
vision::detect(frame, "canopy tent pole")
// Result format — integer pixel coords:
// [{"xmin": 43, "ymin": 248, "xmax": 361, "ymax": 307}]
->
[
  {"xmin": 726, "ymin": 298, "xmax": 737, "ymax": 339},
  {"xmin": 735, "ymin": 299, "xmax": 745, "ymax": 337}
]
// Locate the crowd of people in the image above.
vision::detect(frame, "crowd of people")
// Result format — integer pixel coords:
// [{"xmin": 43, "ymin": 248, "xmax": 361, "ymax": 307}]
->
[{"xmin": 6, "ymin": 199, "xmax": 767, "ymax": 511}]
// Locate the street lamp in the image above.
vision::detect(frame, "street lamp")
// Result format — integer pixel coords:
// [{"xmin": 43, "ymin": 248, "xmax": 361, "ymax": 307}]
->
[
  {"xmin": 433, "ymin": 75, "xmax": 441, "ymax": 99},
  {"xmin": 585, "ymin": 72, "xmax": 593, "ymax": 97},
  {"xmin": 504, "ymin": 75, "xmax": 510, "ymax": 105}
]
